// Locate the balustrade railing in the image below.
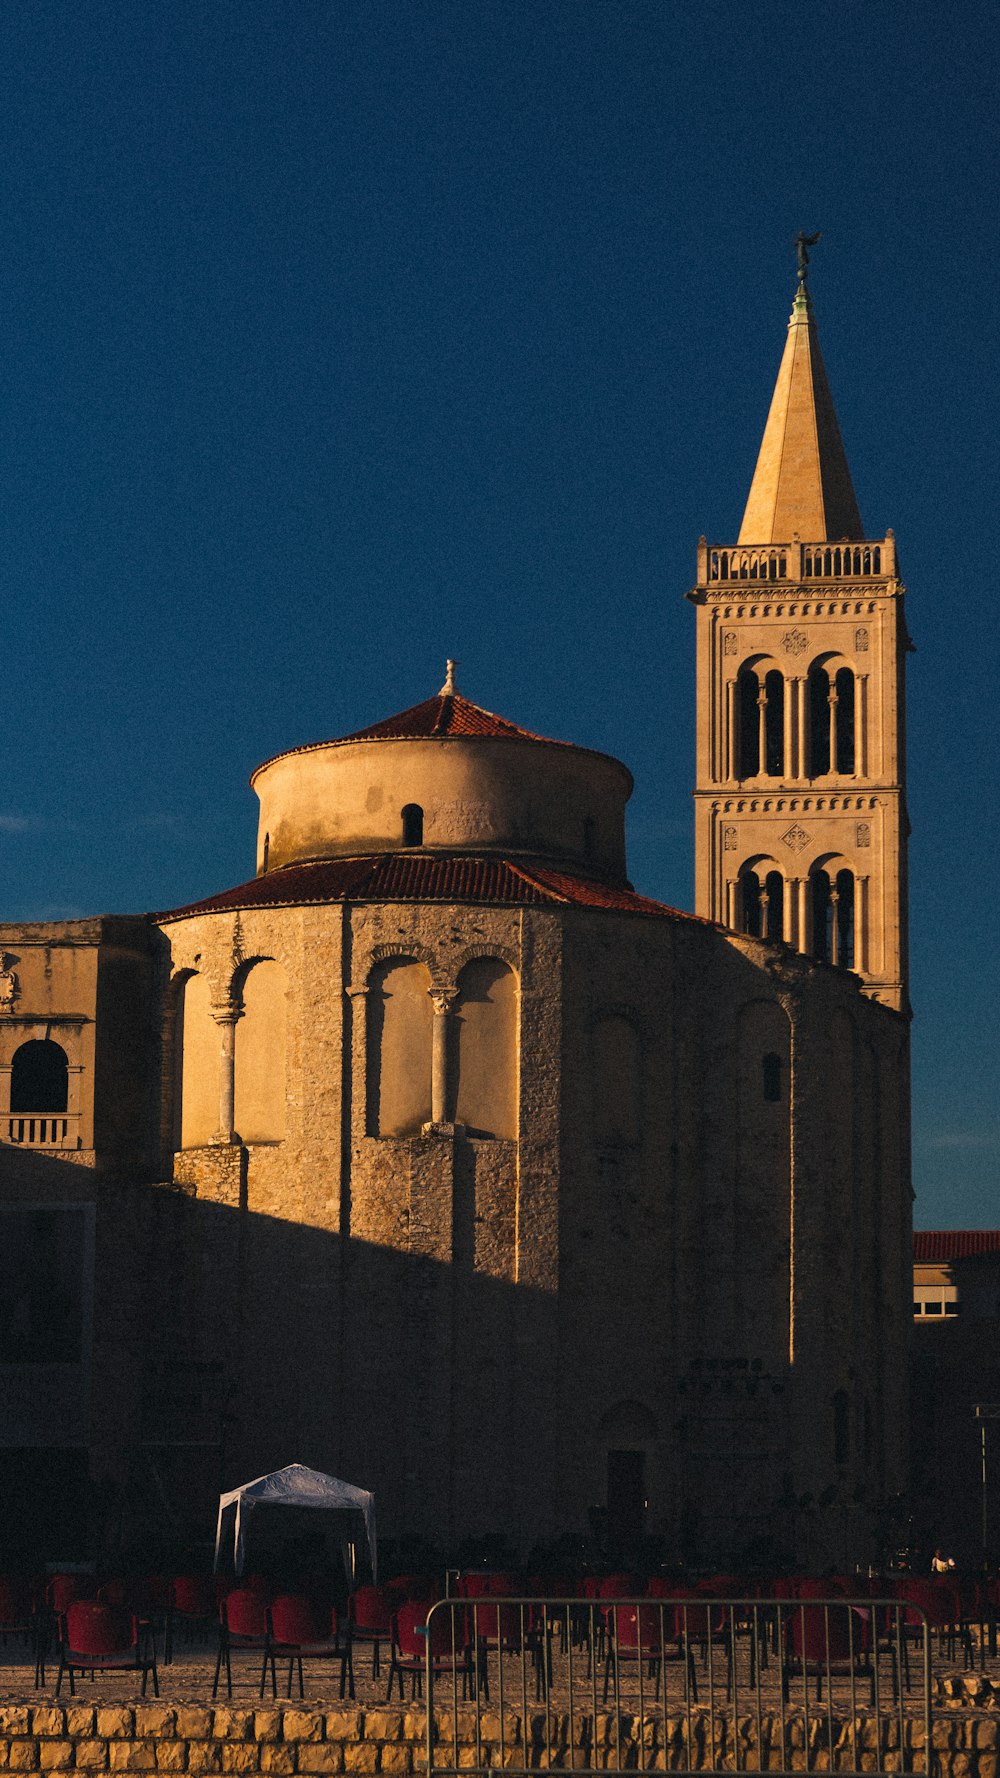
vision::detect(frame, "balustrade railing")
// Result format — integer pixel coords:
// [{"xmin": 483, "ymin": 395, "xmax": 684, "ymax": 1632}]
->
[
  {"xmin": 703, "ymin": 538, "xmax": 893, "ymax": 585},
  {"xmin": 5, "ymin": 1111, "xmax": 81, "ymax": 1149}
]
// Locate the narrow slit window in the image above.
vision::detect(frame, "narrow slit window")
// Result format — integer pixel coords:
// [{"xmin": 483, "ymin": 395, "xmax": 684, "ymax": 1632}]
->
[
  {"xmin": 762, "ymin": 1052, "xmax": 782, "ymax": 1102},
  {"xmin": 401, "ymin": 804, "xmax": 424, "ymax": 846}
]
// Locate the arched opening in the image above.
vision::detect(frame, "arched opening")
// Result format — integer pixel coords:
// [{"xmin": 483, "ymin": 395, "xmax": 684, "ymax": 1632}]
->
[
  {"xmin": 234, "ymin": 959, "xmax": 288, "ymax": 1143},
  {"xmin": 809, "ymin": 664, "xmax": 856, "ymax": 775},
  {"xmin": 10, "ymin": 1041, "xmax": 68, "ymax": 1114},
  {"xmin": 401, "ymin": 804, "xmax": 423, "ymax": 846},
  {"xmin": 738, "ymin": 666, "xmax": 783, "ymax": 777},
  {"xmin": 451, "ymin": 957, "xmax": 518, "ymax": 1138},
  {"xmin": 811, "ymin": 868, "xmax": 855, "ymax": 968},
  {"xmin": 741, "ymin": 868, "xmax": 783, "ymax": 942},
  {"xmin": 366, "ymin": 957, "xmax": 433, "ymax": 1137}
]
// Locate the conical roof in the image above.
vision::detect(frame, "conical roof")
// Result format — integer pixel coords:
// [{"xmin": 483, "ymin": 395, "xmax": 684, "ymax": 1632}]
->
[
  {"xmin": 339, "ymin": 689, "xmax": 565, "ymax": 745},
  {"xmin": 739, "ymin": 286, "xmax": 863, "ymax": 544}
]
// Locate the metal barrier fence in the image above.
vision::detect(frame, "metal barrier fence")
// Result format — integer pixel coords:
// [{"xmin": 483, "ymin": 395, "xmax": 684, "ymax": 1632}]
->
[{"xmin": 422, "ymin": 1597, "xmax": 934, "ymax": 1776}]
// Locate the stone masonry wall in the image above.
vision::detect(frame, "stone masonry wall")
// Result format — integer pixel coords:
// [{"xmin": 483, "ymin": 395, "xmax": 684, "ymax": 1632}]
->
[{"xmin": 0, "ymin": 1700, "xmax": 994, "ymax": 1776}]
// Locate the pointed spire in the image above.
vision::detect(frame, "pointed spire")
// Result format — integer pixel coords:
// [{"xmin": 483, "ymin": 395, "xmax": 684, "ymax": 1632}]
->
[
  {"xmin": 738, "ymin": 257, "xmax": 863, "ymax": 545},
  {"xmin": 439, "ymin": 658, "xmax": 458, "ymax": 696}
]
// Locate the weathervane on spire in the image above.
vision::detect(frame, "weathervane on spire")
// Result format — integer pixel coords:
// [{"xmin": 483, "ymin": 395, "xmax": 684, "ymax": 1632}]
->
[
  {"xmin": 795, "ymin": 230, "xmax": 821, "ymax": 285},
  {"xmin": 440, "ymin": 659, "xmax": 458, "ymax": 696}
]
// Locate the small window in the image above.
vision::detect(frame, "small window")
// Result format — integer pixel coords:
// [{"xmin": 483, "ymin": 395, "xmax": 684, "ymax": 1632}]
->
[
  {"xmin": 262, "ymin": 832, "xmax": 270, "ymax": 873},
  {"xmin": 762, "ymin": 1052, "xmax": 782, "ymax": 1102},
  {"xmin": 401, "ymin": 804, "xmax": 423, "ymax": 846}
]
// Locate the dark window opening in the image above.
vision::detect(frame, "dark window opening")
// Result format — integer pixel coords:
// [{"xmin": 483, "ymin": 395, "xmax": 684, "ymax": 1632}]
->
[
  {"xmin": 401, "ymin": 804, "xmax": 424, "ymax": 846},
  {"xmin": 762, "ymin": 1052, "xmax": 782, "ymax": 1102},
  {"xmin": 764, "ymin": 870, "xmax": 784, "ymax": 941},
  {"xmin": 835, "ymin": 669, "xmax": 856, "ymax": 772},
  {"xmin": 743, "ymin": 870, "xmax": 783, "ymax": 942},
  {"xmin": 742, "ymin": 871, "xmax": 762, "ymax": 937},
  {"xmin": 10, "ymin": 1040, "xmax": 68, "ymax": 1114},
  {"xmin": 808, "ymin": 667, "xmax": 831, "ymax": 775},
  {"xmin": 738, "ymin": 670, "xmax": 760, "ymax": 777},
  {"xmin": 811, "ymin": 869, "xmax": 855, "ymax": 968},
  {"xmin": 262, "ymin": 833, "xmax": 270, "ymax": 873},
  {"xmin": 607, "ymin": 1449, "xmax": 645, "ymax": 1546},
  {"xmin": 764, "ymin": 670, "xmax": 784, "ymax": 775}
]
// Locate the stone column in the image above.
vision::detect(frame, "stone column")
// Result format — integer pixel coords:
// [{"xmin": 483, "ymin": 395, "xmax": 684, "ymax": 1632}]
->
[
  {"xmin": 210, "ymin": 1001, "xmax": 243, "ymax": 1145},
  {"xmin": 429, "ymin": 987, "xmax": 458, "ymax": 1127},
  {"xmin": 726, "ymin": 877, "xmax": 737, "ymax": 928},
  {"xmin": 784, "ymin": 677, "xmax": 796, "ymax": 778},
  {"xmin": 726, "ymin": 678, "xmax": 736, "ymax": 780},
  {"xmin": 857, "ymin": 674, "xmax": 869, "ymax": 777},
  {"xmin": 797, "ymin": 675, "xmax": 809, "ymax": 777},
  {"xmin": 857, "ymin": 875, "xmax": 869, "ymax": 975},
  {"xmin": 757, "ymin": 683, "xmax": 768, "ymax": 775},
  {"xmin": 797, "ymin": 877, "xmax": 810, "ymax": 957},
  {"xmin": 785, "ymin": 877, "xmax": 798, "ymax": 946},
  {"xmin": 828, "ymin": 683, "xmax": 839, "ymax": 773}
]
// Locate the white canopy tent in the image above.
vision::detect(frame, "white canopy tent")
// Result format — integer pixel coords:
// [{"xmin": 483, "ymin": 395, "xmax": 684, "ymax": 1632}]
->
[{"xmin": 213, "ymin": 1464, "xmax": 377, "ymax": 1582}]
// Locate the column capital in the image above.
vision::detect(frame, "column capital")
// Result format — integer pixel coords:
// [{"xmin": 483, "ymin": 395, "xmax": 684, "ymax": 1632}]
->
[
  {"xmin": 210, "ymin": 1000, "xmax": 243, "ymax": 1026},
  {"xmin": 344, "ymin": 984, "xmax": 369, "ymax": 999},
  {"xmin": 429, "ymin": 986, "xmax": 459, "ymax": 1016}
]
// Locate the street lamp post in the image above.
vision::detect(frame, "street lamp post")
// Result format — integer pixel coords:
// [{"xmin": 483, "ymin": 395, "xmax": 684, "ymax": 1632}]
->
[{"xmin": 974, "ymin": 1405, "xmax": 1000, "ymax": 1557}]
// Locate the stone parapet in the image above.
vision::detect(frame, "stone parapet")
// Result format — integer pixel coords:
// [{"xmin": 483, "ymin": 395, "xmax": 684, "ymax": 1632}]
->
[{"xmin": 0, "ymin": 1702, "xmax": 993, "ymax": 1774}]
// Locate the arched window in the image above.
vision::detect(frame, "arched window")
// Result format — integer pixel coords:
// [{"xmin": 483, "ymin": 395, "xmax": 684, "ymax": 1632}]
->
[
  {"xmin": 737, "ymin": 667, "xmax": 783, "ymax": 777},
  {"xmin": 811, "ymin": 869, "xmax": 855, "ymax": 968},
  {"xmin": 366, "ymin": 957, "xmax": 433, "ymax": 1137},
  {"xmin": 401, "ymin": 804, "xmax": 423, "ymax": 846},
  {"xmin": 10, "ymin": 1040, "xmax": 68, "ymax": 1114},
  {"xmin": 451, "ymin": 958, "xmax": 518, "ymax": 1138},
  {"xmin": 234, "ymin": 959, "xmax": 288, "ymax": 1144},
  {"xmin": 741, "ymin": 868, "xmax": 783, "ymax": 941},
  {"xmin": 809, "ymin": 665, "xmax": 856, "ymax": 775}
]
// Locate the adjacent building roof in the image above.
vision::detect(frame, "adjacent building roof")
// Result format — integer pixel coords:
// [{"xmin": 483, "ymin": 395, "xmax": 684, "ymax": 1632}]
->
[
  {"xmin": 155, "ymin": 852, "xmax": 716, "ymax": 927},
  {"xmin": 913, "ymin": 1231, "xmax": 1000, "ymax": 1262},
  {"xmin": 738, "ymin": 286, "xmax": 864, "ymax": 545}
]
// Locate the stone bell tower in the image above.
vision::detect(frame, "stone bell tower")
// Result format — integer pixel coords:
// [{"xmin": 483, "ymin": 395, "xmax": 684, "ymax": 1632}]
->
[{"xmin": 689, "ymin": 242, "xmax": 911, "ymax": 1013}]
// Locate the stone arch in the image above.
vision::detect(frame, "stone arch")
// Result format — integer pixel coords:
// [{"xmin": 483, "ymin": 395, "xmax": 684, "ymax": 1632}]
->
[
  {"xmin": 234, "ymin": 958, "xmax": 288, "ymax": 1144},
  {"xmin": 450, "ymin": 957, "xmax": 518, "ymax": 1138},
  {"xmin": 174, "ymin": 971, "xmax": 217, "ymax": 1150},
  {"xmin": 738, "ymin": 855, "xmax": 784, "ymax": 942},
  {"xmin": 366, "ymin": 956, "xmax": 433, "ymax": 1137},
  {"xmin": 591, "ymin": 1013, "xmax": 642, "ymax": 1148},
  {"xmin": 737, "ymin": 654, "xmax": 785, "ymax": 778}
]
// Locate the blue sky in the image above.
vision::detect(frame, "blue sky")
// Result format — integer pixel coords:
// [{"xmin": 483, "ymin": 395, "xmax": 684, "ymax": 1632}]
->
[{"xmin": 0, "ymin": 0, "xmax": 995, "ymax": 1225}]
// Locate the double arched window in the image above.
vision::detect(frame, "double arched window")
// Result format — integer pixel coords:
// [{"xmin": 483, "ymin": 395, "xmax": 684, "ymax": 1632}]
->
[
  {"xmin": 811, "ymin": 868, "xmax": 856, "ymax": 969},
  {"xmin": 737, "ymin": 666, "xmax": 784, "ymax": 777},
  {"xmin": 740, "ymin": 866, "xmax": 784, "ymax": 942},
  {"xmin": 808, "ymin": 665, "xmax": 856, "ymax": 775}
]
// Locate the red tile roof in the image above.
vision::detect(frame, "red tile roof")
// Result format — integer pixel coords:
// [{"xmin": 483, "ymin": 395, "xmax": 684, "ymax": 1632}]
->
[
  {"xmin": 340, "ymin": 692, "xmax": 568, "ymax": 745},
  {"xmin": 914, "ymin": 1231, "xmax": 1000, "ymax": 1262},
  {"xmin": 155, "ymin": 852, "xmax": 714, "ymax": 927}
]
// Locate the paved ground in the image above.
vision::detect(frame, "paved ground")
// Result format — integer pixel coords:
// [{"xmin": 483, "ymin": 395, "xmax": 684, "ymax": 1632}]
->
[{"xmin": 0, "ymin": 1616, "xmax": 986, "ymax": 1714}]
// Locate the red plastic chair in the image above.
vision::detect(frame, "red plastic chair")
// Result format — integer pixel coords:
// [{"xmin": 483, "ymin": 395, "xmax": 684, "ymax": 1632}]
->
[
  {"xmin": 386, "ymin": 1574, "xmax": 436, "ymax": 1606},
  {"xmin": 603, "ymin": 1602, "xmax": 697, "ymax": 1703},
  {"xmin": 385, "ymin": 1600, "xmax": 474, "ymax": 1702},
  {"xmin": 348, "ymin": 1584, "xmax": 396, "ymax": 1678},
  {"xmin": 166, "ymin": 1574, "xmax": 217, "ymax": 1663},
  {"xmin": 46, "ymin": 1574, "xmax": 94, "ymax": 1614},
  {"xmin": 782, "ymin": 1600, "xmax": 882, "ymax": 1704},
  {"xmin": 213, "ymin": 1588, "xmax": 274, "ymax": 1699},
  {"xmin": 267, "ymin": 1595, "xmax": 352, "ymax": 1700},
  {"xmin": 55, "ymin": 1602, "xmax": 158, "ymax": 1697}
]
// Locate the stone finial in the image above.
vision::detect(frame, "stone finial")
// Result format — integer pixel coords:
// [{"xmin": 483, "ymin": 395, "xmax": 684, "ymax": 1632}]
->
[{"xmin": 440, "ymin": 659, "xmax": 458, "ymax": 696}]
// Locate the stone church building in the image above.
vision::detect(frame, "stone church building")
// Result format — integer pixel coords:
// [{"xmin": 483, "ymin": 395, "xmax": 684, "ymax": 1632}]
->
[{"xmin": 0, "ymin": 263, "xmax": 912, "ymax": 1568}]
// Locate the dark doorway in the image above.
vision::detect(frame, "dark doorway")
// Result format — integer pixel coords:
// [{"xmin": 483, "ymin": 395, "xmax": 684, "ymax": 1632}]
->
[{"xmin": 607, "ymin": 1448, "xmax": 645, "ymax": 1547}]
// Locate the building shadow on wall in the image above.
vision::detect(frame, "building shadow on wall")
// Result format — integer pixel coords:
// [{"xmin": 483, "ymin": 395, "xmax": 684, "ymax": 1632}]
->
[{"xmin": 0, "ymin": 1145, "xmax": 556, "ymax": 1568}]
